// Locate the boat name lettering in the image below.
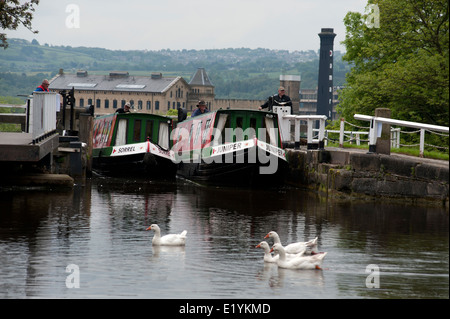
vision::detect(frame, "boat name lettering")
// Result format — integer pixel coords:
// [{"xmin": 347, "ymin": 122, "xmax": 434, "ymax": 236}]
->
[
  {"xmin": 158, "ymin": 149, "xmax": 171, "ymax": 156},
  {"xmin": 265, "ymin": 143, "xmax": 284, "ymax": 157},
  {"xmin": 215, "ymin": 142, "xmax": 242, "ymax": 155},
  {"xmin": 118, "ymin": 146, "xmax": 135, "ymax": 153}
]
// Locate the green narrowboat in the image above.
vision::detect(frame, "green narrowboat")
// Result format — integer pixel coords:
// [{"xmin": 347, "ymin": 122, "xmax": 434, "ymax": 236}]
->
[
  {"xmin": 92, "ymin": 112, "xmax": 176, "ymax": 177},
  {"xmin": 172, "ymin": 108, "xmax": 288, "ymax": 186}
]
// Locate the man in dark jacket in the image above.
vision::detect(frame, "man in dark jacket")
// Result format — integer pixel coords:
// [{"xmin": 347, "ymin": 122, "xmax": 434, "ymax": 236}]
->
[
  {"xmin": 192, "ymin": 100, "xmax": 209, "ymax": 117},
  {"xmin": 259, "ymin": 86, "xmax": 292, "ymax": 112},
  {"xmin": 116, "ymin": 102, "xmax": 131, "ymax": 113}
]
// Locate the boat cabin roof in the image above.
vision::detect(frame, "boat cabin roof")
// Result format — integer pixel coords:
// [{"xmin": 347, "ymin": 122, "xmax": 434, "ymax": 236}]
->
[{"xmin": 174, "ymin": 108, "xmax": 282, "ymax": 150}]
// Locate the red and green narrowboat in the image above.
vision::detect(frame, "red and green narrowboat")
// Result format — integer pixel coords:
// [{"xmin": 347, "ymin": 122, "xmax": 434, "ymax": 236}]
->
[
  {"xmin": 92, "ymin": 112, "xmax": 176, "ymax": 177},
  {"xmin": 172, "ymin": 109, "xmax": 287, "ymax": 186}
]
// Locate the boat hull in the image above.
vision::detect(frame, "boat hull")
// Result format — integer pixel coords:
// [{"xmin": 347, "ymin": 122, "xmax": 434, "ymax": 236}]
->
[
  {"xmin": 176, "ymin": 145, "xmax": 287, "ymax": 186},
  {"xmin": 93, "ymin": 152, "xmax": 176, "ymax": 178},
  {"xmin": 92, "ymin": 112, "xmax": 175, "ymax": 178},
  {"xmin": 172, "ymin": 108, "xmax": 288, "ymax": 187}
]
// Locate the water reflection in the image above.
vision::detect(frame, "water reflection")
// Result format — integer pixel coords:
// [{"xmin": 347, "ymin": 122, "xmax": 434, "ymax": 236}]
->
[
  {"xmin": 0, "ymin": 177, "xmax": 448, "ymax": 299},
  {"xmin": 0, "ymin": 185, "xmax": 92, "ymax": 298}
]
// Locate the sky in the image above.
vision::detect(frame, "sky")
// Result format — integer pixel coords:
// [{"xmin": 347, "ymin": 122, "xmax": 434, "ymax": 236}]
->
[{"xmin": 7, "ymin": 0, "xmax": 368, "ymax": 52}]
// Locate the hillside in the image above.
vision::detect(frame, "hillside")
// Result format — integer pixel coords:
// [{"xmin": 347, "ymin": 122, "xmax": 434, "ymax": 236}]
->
[{"xmin": 0, "ymin": 38, "xmax": 350, "ymax": 101}]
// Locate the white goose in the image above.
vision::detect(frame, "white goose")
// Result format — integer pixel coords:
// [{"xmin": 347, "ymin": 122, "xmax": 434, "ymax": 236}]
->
[
  {"xmin": 264, "ymin": 231, "xmax": 318, "ymax": 255},
  {"xmin": 146, "ymin": 224, "xmax": 187, "ymax": 246},
  {"xmin": 270, "ymin": 243, "xmax": 327, "ymax": 270},
  {"xmin": 255, "ymin": 241, "xmax": 305, "ymax": 263}
]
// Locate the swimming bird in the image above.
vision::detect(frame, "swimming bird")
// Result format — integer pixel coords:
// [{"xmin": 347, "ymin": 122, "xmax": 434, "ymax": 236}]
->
[
  {"xmin": 146, "ymin": 224, "xmax": 187, "ymax": 246},
  {"xmin": 270, "ymin": 243, "xmax": 327, "ymax": 270},
  {"xmin": 255, "ymin": 241, "xmax": 306, "ymax": 263},
  {"xmin": 264, "ymin": 231, "xmax": 318, "ymax": 254}
]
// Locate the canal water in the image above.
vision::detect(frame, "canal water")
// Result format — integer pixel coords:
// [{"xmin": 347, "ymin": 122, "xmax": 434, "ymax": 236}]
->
[{"xmin": 0, "ymin": 176, "xmax": 448, "ymax": 299}]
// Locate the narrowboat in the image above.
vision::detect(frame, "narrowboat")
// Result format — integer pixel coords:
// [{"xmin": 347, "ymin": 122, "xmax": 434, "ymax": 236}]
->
[
  {"xmin": 92, "ymin": 112, "xmax": 176, "ymax": 177},
  {"xmin": 172, "ymin": 109, "xmax": 288, "ymax": 186}
]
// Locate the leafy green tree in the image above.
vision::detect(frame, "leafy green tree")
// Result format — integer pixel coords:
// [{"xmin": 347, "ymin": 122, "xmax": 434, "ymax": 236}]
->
[
  {"xmin": 1, "ymin": 0, "xmax": 40, "ymax": 49},
  {"xmin": 338, "ymin": 0, "xmax": 449, "ymax": 127}
]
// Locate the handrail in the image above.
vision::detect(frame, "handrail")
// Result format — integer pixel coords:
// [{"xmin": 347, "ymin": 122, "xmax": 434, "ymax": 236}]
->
[
  {"xmin": 31, "ymin": 92, "xmax": 59, "ymax": 141},
  {"xmin": 354, "ymin": 114, "xmax": 449, "ymax": 133},
  {"xmin": 354, "ymin": 114, "xmax": 449, "ymax": 156},
  {"xmin": 0, "ymin": 93, "xmax": 60, "ymax": 145},
  {"xmin": 276, "ymin": 106, "xmax": 327, "ymax": 149}
]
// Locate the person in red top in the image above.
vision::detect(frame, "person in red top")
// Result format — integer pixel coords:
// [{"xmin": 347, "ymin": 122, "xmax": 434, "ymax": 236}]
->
[{"xmin": 34, "ymin": 79, "xmax": 50, "ymax": 92}]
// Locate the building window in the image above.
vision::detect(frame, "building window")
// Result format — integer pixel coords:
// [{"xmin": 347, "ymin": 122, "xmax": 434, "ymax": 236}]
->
[
  {"xmin": 105, "ymin": 99, "xmax": 109, "ymax": 108},
  {"xmin": 121, "ymin": 100, "xmax": 126, "ymax": 107},
  {"xmin": 113, "ymin": 100, "xmax": 118, "ymax": 109},
  {"xmin": 138, "ymin": 100, "xmax": 143, "ymax": 110},
  {"xmin": 129, "ymin": 100, "xmax": 134, "ymax": 109},
  {"xmin": 79, "ymin": 98, "xmax": 84, "ymax": 107},
  {"xmin": 146, "ymin": 101, "xmax": 151, "ymax": 110},
  {"xmin": 88, "ymin": 98, "xmax": 93, "ymax": 105},
  {"xmin": 96, "ymin": 99, "xmax": 101, "ymax": 108},
  {"xmin": 155, "ymin": 101, "xmax": 159, "ymax": 110},
  {"xmin": 167, "ymin": 101, "xmax": 170, "ymax": 110}
]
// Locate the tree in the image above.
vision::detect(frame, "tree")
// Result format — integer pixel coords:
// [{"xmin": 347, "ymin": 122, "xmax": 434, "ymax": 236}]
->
[
  {"xmin": 0, "ymin": 0, "xmax": 40, "ymax": 49},
  {"xmin": 338, "ymin": 0, "xmax": 449, "ymax": 127}
]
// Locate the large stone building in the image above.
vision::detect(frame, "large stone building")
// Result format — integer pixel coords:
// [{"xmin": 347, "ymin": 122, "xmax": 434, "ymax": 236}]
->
[
  {"xmin": 187, "ymin": 68, "xmax": 215, "ymax": 111},
  {"xmin": 49, "ymin": 69, "xmax": 191, "ymax": 116},
  {"xmin": 49, "ymin": 68, "xmax": 312, "ymax": 116}
]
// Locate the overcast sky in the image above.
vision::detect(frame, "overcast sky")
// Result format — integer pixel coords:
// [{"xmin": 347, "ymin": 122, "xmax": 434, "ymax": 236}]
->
[{"xmin": 8, "ymin": 0, "xmax": 368, "ymax": 52}]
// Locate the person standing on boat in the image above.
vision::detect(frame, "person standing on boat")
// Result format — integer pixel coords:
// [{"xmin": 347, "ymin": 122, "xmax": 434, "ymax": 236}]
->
[
  {"xmin": 259, "ymin": 86, "xmax": 292, "ymax": 112},
  {"xmin": 34, "ymin": 79, "xmax": 50, "ymax": 92},
  {"xmin": 192, "ymin": 100, "xmax": 209, "ymax": 117},
  {"xmin": 116, "ymin": 102, "xmax": 131, "ymax": 113}
]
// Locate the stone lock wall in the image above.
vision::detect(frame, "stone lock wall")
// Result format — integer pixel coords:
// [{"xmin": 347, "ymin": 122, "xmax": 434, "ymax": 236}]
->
[{"xmin": 285, "ymin": 149, "xmax": 449, "ymax": 206}]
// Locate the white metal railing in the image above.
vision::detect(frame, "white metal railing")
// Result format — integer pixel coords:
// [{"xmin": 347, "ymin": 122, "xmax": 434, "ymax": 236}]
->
[
  {"xmin": 354, "ymin": 114, "xmax": 449, "ymax": 156},
  {"xmin": 314, "ymin": 129, "xmax": 369, "ymax": 146},
  {"xmin": 275, "ymin": 108, "xmax": 449, "ymax": 157},
  {"xmin": 30, "ymin": 92, "xmax": 59, "ymax": 143},
  {"xmin": 0, "ymin": 93, "xmax": 60, "ymax": 145},
  {"xmin": 283, "ymin": 114, "xmax": 327, "ymax": 148},
  {"xmin": 275, "ymin": 106, "xmax": 327, "ymax": 149},
  {"xmin": 325, "ymin": 119, "xmax": 402, "ymax": 148}
]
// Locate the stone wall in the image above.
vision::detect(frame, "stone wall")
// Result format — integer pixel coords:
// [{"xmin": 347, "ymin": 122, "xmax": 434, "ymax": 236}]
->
[{"xmin": 285, "ymin": 149, "xmax": 449, "ymax": 206}]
